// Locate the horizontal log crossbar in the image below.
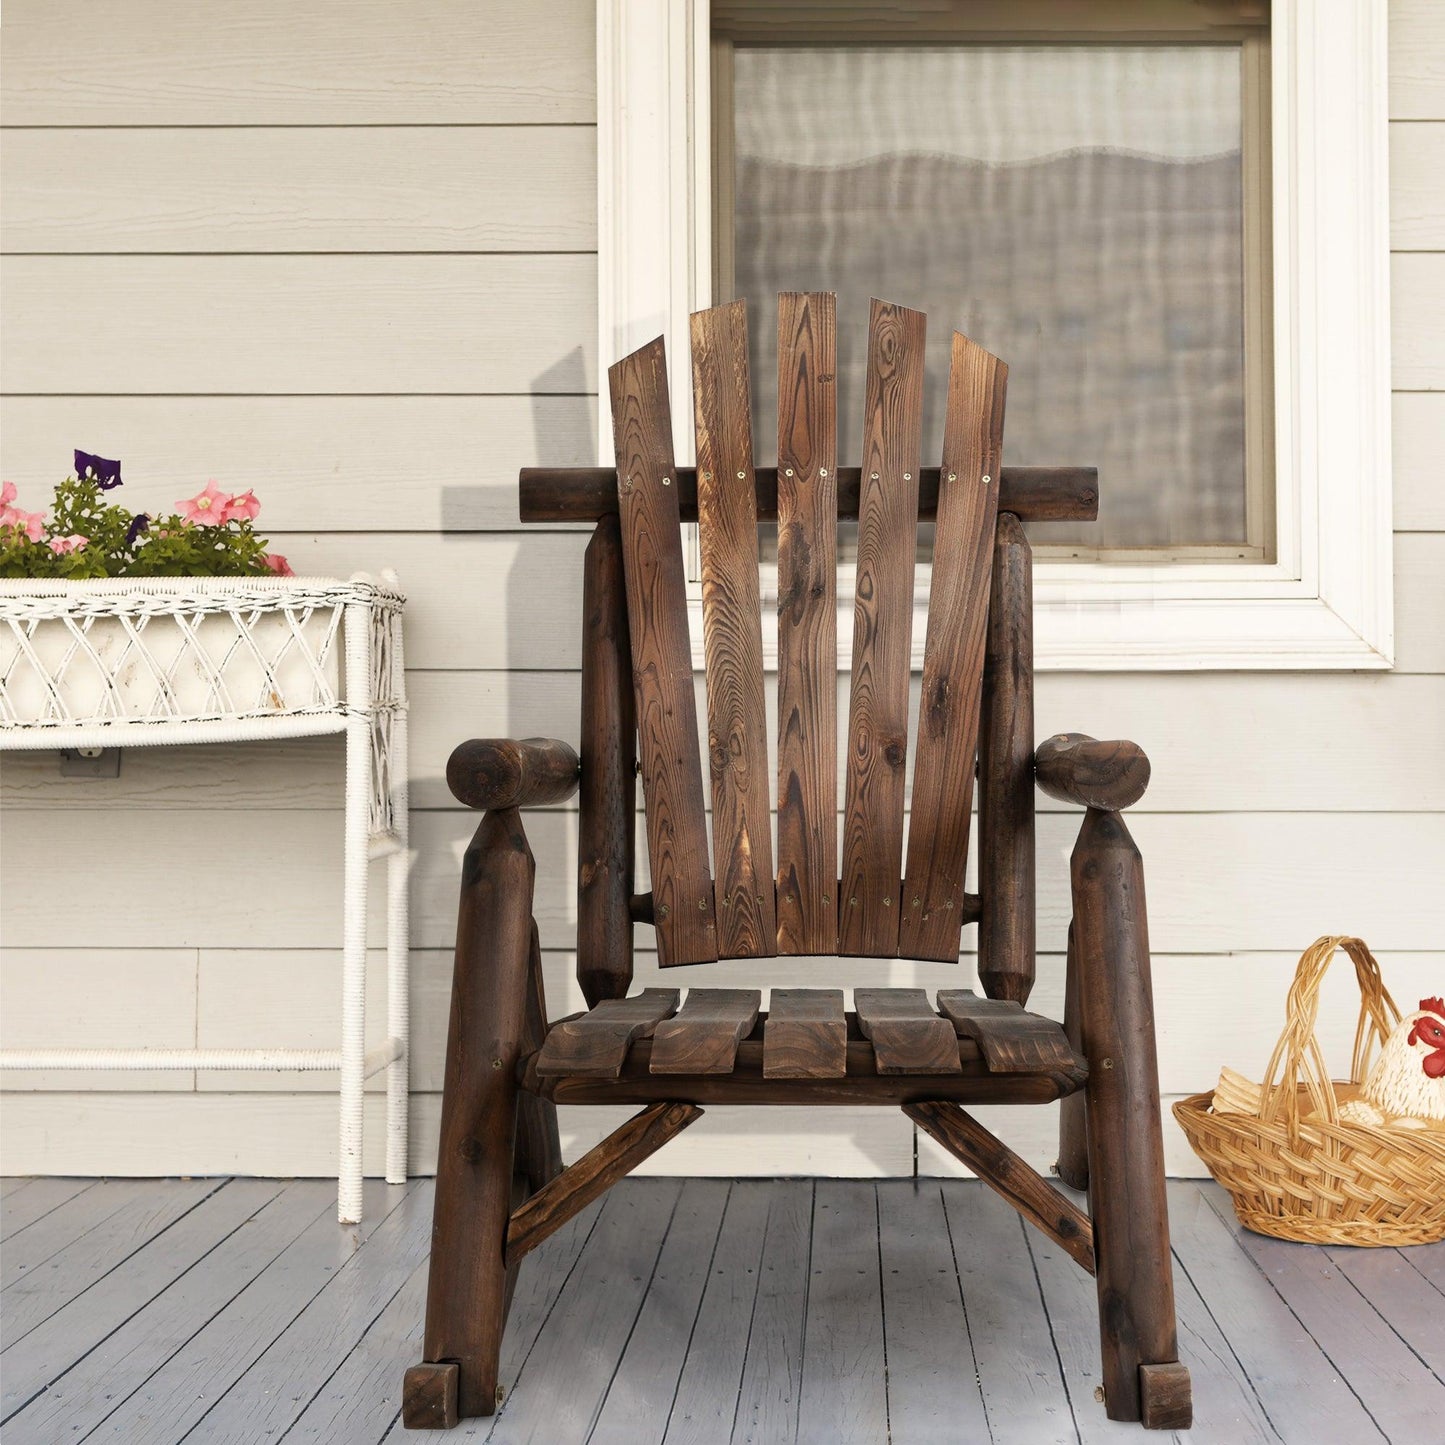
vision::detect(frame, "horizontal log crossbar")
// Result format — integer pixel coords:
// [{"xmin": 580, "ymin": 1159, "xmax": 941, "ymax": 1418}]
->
[
  {"xmin": 504, "ymin": 1101, "xmax": 702, "ymax": 1267},
  {"xmin": 904, "ymin": 1100, "xmax": 1095, "ymax": 1274},
  {"xmin": 520, "ymin": 465, "xmax": 1098, "ymax": 524}
]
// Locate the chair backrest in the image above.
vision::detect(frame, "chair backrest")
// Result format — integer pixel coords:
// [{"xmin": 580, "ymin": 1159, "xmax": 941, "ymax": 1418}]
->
[{"xmin": 606, "ymin": 292, "xmax": 1008, "ymax": 970}]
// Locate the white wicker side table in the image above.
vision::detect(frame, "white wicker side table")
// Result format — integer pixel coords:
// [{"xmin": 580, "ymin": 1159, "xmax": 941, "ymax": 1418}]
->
[{"xmin": 0, "ymin": 573, "xmax": 408, "ymax": 1223}]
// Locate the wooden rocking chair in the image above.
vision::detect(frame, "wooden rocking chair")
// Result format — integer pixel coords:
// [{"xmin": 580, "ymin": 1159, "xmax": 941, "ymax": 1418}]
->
[{"xmin": 403, "ymin": 294, "xmax": 1192, "ymax": 1432}]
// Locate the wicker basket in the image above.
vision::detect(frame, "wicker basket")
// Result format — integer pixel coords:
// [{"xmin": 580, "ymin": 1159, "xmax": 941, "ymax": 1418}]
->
[{"xmin": 1174, "ymin": 937, "xmax": 1445, "ymax": 1246}]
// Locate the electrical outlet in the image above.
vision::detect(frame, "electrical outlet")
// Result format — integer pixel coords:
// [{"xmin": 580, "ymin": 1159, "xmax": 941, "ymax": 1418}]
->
[{"xmin": 59, "ymin": 748, "xmax": 122, "ymax": 778}]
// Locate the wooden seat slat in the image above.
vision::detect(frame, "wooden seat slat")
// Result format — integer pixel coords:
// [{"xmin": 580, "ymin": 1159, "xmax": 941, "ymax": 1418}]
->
[
  {"xmin": 690, "ymin": 301, "xmax": 776, "ymax": 958},
  {"xmin": 839, "ymin": 300, "xmax": 927, "ymax": 957},
  {"xmin": 936, "ymin": 990, "xmax": 1080, "ymax": 1075},
  {"xmin": 609, "ymin": 337, "xmax": 717, "ymax": 967},
  {"xmin": 649, "ymin": 988, "xmax": 763, "ymax": 1075},
  {"xmin": 534, "ymin": 990, "xmax": 681, "ymax": 1079},
  {"xmin": 854, "ymin": 987, "xmax": 962, "ymax": 1075},
  {"xmin": 775, "ymin": 292, "xmax": 839, "ymax": 955},
  {"xmin": 900, "ymin": 334, "xmax": 1009, "ymax": 962},
  {"xmin": 762, "ymin": 987, "xmax": 848, "ymax": 1078}
]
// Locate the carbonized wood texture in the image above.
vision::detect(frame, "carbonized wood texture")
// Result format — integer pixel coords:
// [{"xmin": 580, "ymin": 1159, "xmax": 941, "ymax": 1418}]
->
[
  {"xmin": 976, "ymin": 512, "xmax": 1037, "ymax": 1003},
  {"xmin": 905, "ymin": 1103, "xmax": 1094, "ymax": 1275},
  {"xmin": 649, "ymin": 988, "xmax": 763, "ymax": 1075},
  {"xmin": 853, "ymin": 987, "xmax": 961, "ymax": 1075},
  {"xmin": 691, "ymin": 301, "xmax": 776, "ymax": 958},
  {"xmin": 534, "ymin": 990, "xmax": 681, "ymax": 1079},
  {"xmin": 611, "ymin": 337, "xmax": 718, "ymax": 966},
  {"xmin": 900, "ymin": 333, "xmax": 1008, "ymax": 961},
  {"xmin": 761, "ymin": 987, "xmax": 847, "ymax": 1079},
  {"xmin": 936, "ymin": 990, "xmax": 1081, "ymax": 1075},
  {"xmin": 839, "ymin": 299, "xmax": 926, "ymax": 956},
  {"xmin": 506, "ymin": 1102, "xmax": 702, "ymax": 1266},
  {"xmin": 775, "ymin": 291, "xmax": 839, "ymax": 955}
]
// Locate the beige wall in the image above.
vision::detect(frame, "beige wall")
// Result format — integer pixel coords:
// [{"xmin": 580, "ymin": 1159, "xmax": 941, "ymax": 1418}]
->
[{"xmin": 1, "ymin": 0, "xmax": 1442, "ymax": 1179}]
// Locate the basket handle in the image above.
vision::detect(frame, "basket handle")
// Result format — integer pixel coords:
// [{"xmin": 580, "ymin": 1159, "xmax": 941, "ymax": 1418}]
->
[{"xmin": 1256, "ymin": 936, "xmax": 1401, "ymax": 1130}]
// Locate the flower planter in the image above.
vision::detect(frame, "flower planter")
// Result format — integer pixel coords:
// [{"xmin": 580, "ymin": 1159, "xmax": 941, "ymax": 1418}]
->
[{"xmin": 0, "ymin": 576, "xmax": 392, "ymax": 747}]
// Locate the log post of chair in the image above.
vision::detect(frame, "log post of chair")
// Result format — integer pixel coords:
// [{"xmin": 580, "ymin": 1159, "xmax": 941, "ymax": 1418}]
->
[
  {"xmin": 1056, "ymin": 920, "xmax": 1090, "ymax": 1191},
  {"xmin": 404, "ymin": 807, "xmax": 536, "ymax": 1427},
  {"xmin": 1070, "ymin": 807, "xmax": 1189, "ymax": 1429},
  {"xmin": 978, "ymin": 512, "xmax": 1035, "ymax": 1004},
  {"xmin": 576, "ymin": 514, "xmax": 637, "ymax": 1006},
  {"xmin": 514, "ymin": 921, "xmax": 563, "ymax": 1197}
]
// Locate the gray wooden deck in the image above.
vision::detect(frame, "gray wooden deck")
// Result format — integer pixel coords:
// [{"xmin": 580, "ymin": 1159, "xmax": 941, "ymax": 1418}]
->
[{"xmin": 0, "ymin": 1175, "xmax": 1440, "ymax": 1444}]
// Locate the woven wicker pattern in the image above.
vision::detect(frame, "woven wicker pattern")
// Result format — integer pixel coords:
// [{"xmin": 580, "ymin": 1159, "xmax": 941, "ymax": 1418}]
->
[{"xmin": 1175, "ymin": 937, "xmax": 1445, "ymax": 1246}]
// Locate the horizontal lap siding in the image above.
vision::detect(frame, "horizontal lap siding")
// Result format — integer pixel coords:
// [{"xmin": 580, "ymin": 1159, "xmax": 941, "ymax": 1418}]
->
[{"xmin": 2, "ymin": 0, "xmax": 1443, "ymax": 1178}]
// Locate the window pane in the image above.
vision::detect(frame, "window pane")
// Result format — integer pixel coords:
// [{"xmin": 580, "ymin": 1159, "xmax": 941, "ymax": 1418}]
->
[{"xmin": 731, "ymin": 45, "xmax": 1255, "ymax": 552}]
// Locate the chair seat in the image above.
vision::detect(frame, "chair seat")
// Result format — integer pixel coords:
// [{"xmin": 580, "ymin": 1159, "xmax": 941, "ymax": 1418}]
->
[{"xmin": 523, "ymin": 986, "xmax": 1086, "ymax": 1107}]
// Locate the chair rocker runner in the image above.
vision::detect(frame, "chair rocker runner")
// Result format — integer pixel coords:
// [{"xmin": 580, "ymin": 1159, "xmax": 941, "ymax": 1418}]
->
[{"xmin": 403, "ymin": 294, "xmax": 1191, "ymax": 1432}]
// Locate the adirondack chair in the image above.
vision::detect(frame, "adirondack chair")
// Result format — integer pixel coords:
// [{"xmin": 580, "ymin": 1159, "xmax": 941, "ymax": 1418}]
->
[{"xmin": 402, "ymin": 294, "xmax": 1191, "ymax": 1433}]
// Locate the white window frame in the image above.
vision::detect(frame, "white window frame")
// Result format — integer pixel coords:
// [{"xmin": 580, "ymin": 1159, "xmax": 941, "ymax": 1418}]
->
[{"xmin": 597, "ymin": 0, "xmax": 1393, "ymax": 671}]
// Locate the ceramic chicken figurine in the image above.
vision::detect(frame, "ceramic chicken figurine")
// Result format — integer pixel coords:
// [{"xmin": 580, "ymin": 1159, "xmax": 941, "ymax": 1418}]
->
[{"xmin": 1337, "ymin": 998, "xmax": 1445, "ymax": 1129}]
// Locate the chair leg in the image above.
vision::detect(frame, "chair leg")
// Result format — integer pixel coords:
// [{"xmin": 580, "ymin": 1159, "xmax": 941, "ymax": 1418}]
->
[
  {"xmin": 1056, "ymin": 920, "xmax": 1089, "ymax": 1190},
  {"xmin": 404, "ymin": 809, "xmax": 535, "ymax": 1428},
  {"xmin": 515, "ymin": 922, "xmax": 563, "ymax": 1196},
  {"xmin": 1071, "ymin": 808, "xmax": 1191, "ymax": 1429}
]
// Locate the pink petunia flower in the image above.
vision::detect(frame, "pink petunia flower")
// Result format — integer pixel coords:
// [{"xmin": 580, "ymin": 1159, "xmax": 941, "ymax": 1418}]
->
[
  {"xmin": 261, "ymin": 553, "xmax": 294, "ymax": 576},
  {"xmin": 223, "ymin": 489, "xmax": 260, "ymax": 523},
  {"xmin": 2, "ymin": 506, "xmax": 47, "ymax": 543},
  {"xmin": 1, "ymin": 482, "xmax": 15, "ymax": 507},
  {"xmin": 48, "ymin": 534, "xmax": 88, "ymax": 555},
  {"xmin": 177, "ymin": 480, "xmax": 231, "ymax": 526}
]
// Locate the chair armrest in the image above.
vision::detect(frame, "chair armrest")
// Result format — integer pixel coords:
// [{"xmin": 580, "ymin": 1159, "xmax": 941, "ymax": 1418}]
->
[
  {"xmin": 447, "ymin": 736, "xmax": 581, "ymax": 810},
  {"xmin": 1034, "ymin": 732, "xmax": 1150, "ymax": 812}
]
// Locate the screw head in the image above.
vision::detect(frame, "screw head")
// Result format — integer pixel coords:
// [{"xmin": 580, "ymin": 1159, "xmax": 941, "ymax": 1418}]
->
[
  {"xmin": 947, "ymin": 472, "xmax": 957, "ymax": 482},
  {"xmin": 491, "ymin": 1058, "xmax": 503, "ymax": 1069},
  {"xmin": 662, "ymin": 475, "xmax": 672, "ymax": 486},
  {"xmin": 785, "ymin": 467, "xmax": 794, "ymax": 476},
  {"xmin": 657, "ymin": 903, "xmax": 670, "ymax": 919},
  {"xmin": 698, "ymin": 898, "xmax": 708, "ymax": 911},
  {"xmin": 911, "ymin": 897, "xmax": 921, "ymax": 907},
  {"xmin": 982, "ymin": 474, "xmax": 991, "ymax": 485},
  {"xmin": 904, "ymin": 472, "xmax": 912, "ymax": 481},
  {"xmin": 849, "ymin": 897, "xmax": 858, "ymax": 907},
  {"xmin": 737, "ymin": 470, "xmax": 746, "ymax": 479},
  {"xmin": 882, "ymin": 895, "xmax": 891, "ymax": 907},
  {"xmin": 820, "ymin": 467, "xmax": 828, "ymax": 477}
]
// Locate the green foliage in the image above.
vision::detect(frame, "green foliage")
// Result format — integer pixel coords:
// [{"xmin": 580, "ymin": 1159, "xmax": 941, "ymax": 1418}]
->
[{"xmin": 0, "ymin": 475, "xmax": 278, "ymax": 579}]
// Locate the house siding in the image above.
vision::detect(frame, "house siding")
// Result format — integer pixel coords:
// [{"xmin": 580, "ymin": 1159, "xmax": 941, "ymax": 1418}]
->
[{"xmin": 1, "ymin": 0, "xmax": 1442, "ymax": 1179}]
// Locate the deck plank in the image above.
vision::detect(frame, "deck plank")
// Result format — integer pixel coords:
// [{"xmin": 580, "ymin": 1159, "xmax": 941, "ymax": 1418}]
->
[
  {"xmin": 876, "ymin": 1179, "xmax": 990, "ymax": 1443},
  {"xmin": 1202, "ymin": 1185, "xmax": 1445, "ymax": 1438},
  {"xmin": 1326, "ymin": 1244, "xmax": 1445, "ymax": 1382},
  {"xmin": 731, "ymin": 1180, "xmax": 812, "ymax": 1445},
  {"xmin": 4, "ymin": 1179, "xmax": 334, "ymax": 1445},
  {"xmin": 1, "ymin": 1178, "xmax": 158, "ymax": 1290},
  {"xmin": 0, "ymin": 1178, "xmax": 276, "ymax": 1422},
  {"xmin": 2, "ymin": 1177, "xmax": 216, "ymax": 1338},
  {"xmin": 153, "ymin": 1178, "xmax": 422, "ymax": 1442},
  {"xmin": 1402, "ymin": 1240, "xmax": 1445, "ymax": 1297},
  {"xmin": 0, "ymin": 1179, "xmax": 35, "ymax": 1200},
  {"xmin": 941, "ymin": 1178, "xmax": 1076, "ymax": 1443},
  {"xmin": 1026, "ymin": 1182, "xmax": 1277, "ymax": 1444},
  {"xmin": 1166, "ymin": 1182, "xmax": 1387, "ymax": 1443},
  {"xmin": 0, "ymin": 1178, "xmax": 95, "ymax": 1240},
  {"xmin": 591, "ymin": 1180, "xmax": 731, "ymax": 1445},
  {"xmin": 486, "ymin": 1178, "xmax": 683, "ymax": 1445},
  {"xmin": 796, "ymin": 1182, "xmax": 889, "ymax": 1445},
  {"xmin": 663, "ymin": 1181, "xmax": 773, "ymax": 1445}
]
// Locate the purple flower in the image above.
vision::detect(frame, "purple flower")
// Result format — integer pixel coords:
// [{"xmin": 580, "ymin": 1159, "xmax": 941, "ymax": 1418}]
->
[
  {"xmin": 74, "ymin": 450, "xmax": 122, "ymax": 490},
  {"xmin": 126, "ymin": 513, "xmax": 149, "ymax": 546}
]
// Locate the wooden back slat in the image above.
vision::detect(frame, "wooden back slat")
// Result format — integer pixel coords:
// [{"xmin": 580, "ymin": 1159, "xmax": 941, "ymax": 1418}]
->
[
  {"xmin": 775, "ymin": 292, "xmax": 839, "ymax": 955},
  {"xmin": 690, "ymin": 301, "xmax": 776, "ymax": 958},
  {"xmin": 899, "ymin": 334, "xmax": 1008, "ymax": 962},
  {"xmin": 609, "ymin": 338, "xmax": 718, "ymax": 967},
  {"xmin": 839, "ymin": 299, "xmax": 926, "ymax": 956}
]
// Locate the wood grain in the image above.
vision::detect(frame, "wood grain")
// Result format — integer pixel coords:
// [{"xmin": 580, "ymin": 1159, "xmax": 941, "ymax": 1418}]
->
[
  {"xmin": 609, "ymin": 337, "xmax": 717, "ymax": 966},
  {"xmin": 445, "ymin": 736, "xmax": 579, "ymax": 811},
  {"xmin": 761, "ymin": 988, "xmax": 848, "ymax": 1079},
  {"xmin": 900, "ymin": 333, "xmax": 1008, "ymax": 962},
  {"xmin": 532, "ymin": 990, "xmax": 681, "ymax": 1080},
  {"xmin": 690, "ymin": 300, "xmax": 776, "ymax": 958},
  {"xmin": 576, "ymin": 515, "xmax": 637, "ymax": 1006},
  {"xmin": 853, "ymin": 987, "xmax": 961, "ymax": 1075},
  {"xmin": 976, "ymin": 512, "xmax": 1036, "ymax": 1004},
  {"xmin": 648, "ymin": 987, "xmax": 762, "ymax": 1075},
  {"xmin": 904, "ymin": 1102, "xmax": 1095, "ymax": 1275},
  {"xmin": 1035, "ymin": 732, "xmax": 1151, "ymax": 812},
  {"xmin": 935, "ymin": 990, "xmax": 1081, "ymax": 1075},
  {"xmin": 504, "ymin": 1103, "xmax": 703, "ymax": 1266},
  {"xmin": 775, "ymin": 292, "xmax": 839, "ymax": 955},
  {"xmin": 840, "ymin": 300, "xmax": 926, "ymax": 957}
]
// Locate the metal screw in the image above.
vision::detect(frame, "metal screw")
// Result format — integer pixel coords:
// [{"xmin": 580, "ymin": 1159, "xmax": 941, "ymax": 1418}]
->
[
  {"xmin": 757, "ymin": 894, "xmax": 766, "ymax": 905},
  {"xmin": 912, "ymin": 897, "xmax": 921, "ymax": 907},
  {"xmin": 820, "ymin": 467, "xmax": 828, "ymax": 477},
  {"xmin": 497, "ymin": 1385, "xmax": 507, "ymax": 1406},
  {"xmin": 1094, "ymin": 1386, "xmax": 1106, "ymax": 1404},
  {"xmin": 720, "ymin": 897, "xmax": 730, "ymax": 907},
  {"xmin": 702, "ymin": 471, "xmax": 712, "ymax": 481},
  {"xmin": 491, "ymin": 1058, "xmax": 503, "ymax": 1069},
  {"xmin": 698, "ymin": 898, "xmax": 708, "ymax": 911},
  {"xmin": 657, "ymin": 903, "xmax": 670, "ymax": 919},
  {"xmin": 662, "ymin": 475, "xmax": 672, "ymax": 486},
  {"xmin": 849, "ymin": 897, "xmax": 858, "ymax": 907},
  {"xmin": 871, "ymin": 472, "xmax": 880, "ymax": 480},
  {"xmin": 822, "ymin": 893, "xmax": 831, "ymax": 904},
  {"xmin": 947, "ymin": 472, "xmax": 957, "ymax": 482},
  {"xmin": 1101, "ymin": 1057, "xmax": 1114, "ymax": 1070},
  {"xmin": 882, "ymin": 895, "xmax": 891, "ymax": 907},
  {"xmin": 737, "ymin": 470, "xmax": 746, "ymax": 479},
  {"xmin": 785, "ymin": 467, "xmax": 794, "ymax": 476},
  {"xmin": 904, "ymin": 472, "xmax": 912, "ymax": 481},
  {"xmin": 982, "ymin": 474, "xmax": 991, "ymax": 485}
]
